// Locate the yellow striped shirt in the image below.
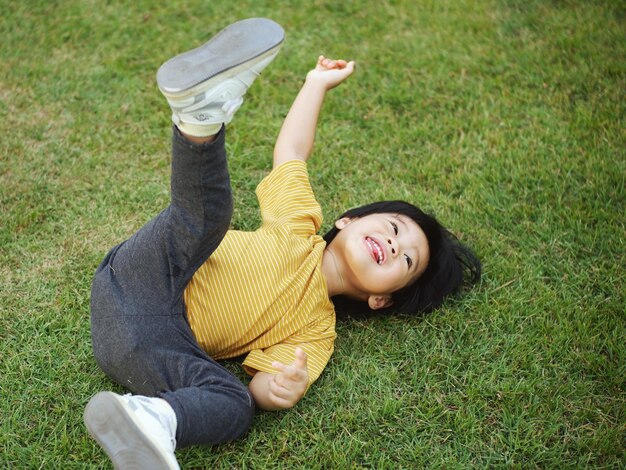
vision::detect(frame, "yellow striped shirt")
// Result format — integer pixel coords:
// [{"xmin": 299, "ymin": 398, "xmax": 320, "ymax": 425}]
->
[{"xmin": 183, "ymin": 160, "xmax": 336, "ymax": 388}]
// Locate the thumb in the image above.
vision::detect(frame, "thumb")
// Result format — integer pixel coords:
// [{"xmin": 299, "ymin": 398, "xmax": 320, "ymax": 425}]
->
[{"xmin": 294, "ymin": 348, "xmax": 308, "ymax": 370}]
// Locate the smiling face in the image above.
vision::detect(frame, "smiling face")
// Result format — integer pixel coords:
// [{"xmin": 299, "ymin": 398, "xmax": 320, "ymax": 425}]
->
[{"xmin": 326, "ymin": 212, "xmax": 430, "ymax": 309}]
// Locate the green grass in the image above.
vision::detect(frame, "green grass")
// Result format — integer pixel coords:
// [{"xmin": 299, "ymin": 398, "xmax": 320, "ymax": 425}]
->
[{"xmin": 1, "ymin": 0, "xmax": 624, "ymax": 468}]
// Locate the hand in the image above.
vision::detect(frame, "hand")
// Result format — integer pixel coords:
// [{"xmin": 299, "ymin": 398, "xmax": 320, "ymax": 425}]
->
[
  {"xmin": 268, "ymin": 348, "xmax": 309, "ymax": 409},
  {"xmin": 306, "ymin": 55, "xmax": 355, "ymax": 90}
]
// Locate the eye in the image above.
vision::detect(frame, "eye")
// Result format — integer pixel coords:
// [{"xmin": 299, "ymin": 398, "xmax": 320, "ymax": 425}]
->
[
  {"xmin": 404, "ymin": 254, "xmax": 413, "ymax": 269},
  {"xmin": 390, "ymin": 221, "xmax": 398, "ymax": 235}
]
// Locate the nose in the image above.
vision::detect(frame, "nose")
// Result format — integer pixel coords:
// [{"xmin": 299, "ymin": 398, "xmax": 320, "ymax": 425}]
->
[{"xmin": 386, "ymin": 237, "xmax": 399, "ymax": 257}]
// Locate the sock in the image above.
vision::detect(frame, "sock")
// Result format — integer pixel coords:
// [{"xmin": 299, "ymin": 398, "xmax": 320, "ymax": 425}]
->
[{"xmin": 175, "ymin": 120, "xmax": 222, "ymax": 138}]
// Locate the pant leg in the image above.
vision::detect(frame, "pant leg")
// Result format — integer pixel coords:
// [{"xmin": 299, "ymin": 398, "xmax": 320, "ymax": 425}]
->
[
  {"xmin": 90, "ymin": 126, "xmax": 254, "ymax": 447},
  {"xmin": 94, "ymin": 125, "xmax": 233, "ymax": 314},
  {"xmin": 90, "ymin": 305, "xmax": 254, "ymax": 447}
]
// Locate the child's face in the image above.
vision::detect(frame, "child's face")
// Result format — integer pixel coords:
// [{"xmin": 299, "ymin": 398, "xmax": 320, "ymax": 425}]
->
[{"xmin": 329, "ymin": 212, "xmax": 430, "ymax": 309}]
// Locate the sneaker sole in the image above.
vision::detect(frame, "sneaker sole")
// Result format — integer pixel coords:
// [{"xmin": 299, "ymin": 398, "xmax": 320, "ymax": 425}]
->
[
  {"xmin": 157, "ymin": 17, "xmax": 284, "ymax": 97},
  {"xmin": 84, "ymin": 392, "xmax": 179, "ymax": 470}
]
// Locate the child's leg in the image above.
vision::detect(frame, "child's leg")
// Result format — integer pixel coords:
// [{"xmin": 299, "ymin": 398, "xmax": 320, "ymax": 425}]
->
[
  {"xmin": 90, "ymin": 127, "xmax": 252, "ymax": 446},
  {"xmin": 86, "ymin": 18, "xmax": 285, "ymax": 459},
  {"xmin": 90, "ymin": 125, "xmax": 232, "ymax": 319}
]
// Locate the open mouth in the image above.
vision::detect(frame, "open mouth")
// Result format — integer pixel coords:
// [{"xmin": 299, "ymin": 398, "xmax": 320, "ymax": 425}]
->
[{"xmin": 365, "ymin": 237, "xmax": 386, "ymax": 265}]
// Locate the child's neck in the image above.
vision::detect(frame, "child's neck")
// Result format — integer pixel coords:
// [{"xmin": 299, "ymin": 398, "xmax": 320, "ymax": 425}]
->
[{"xmin": 321, "ymin": 248, "xmax": 344, "ymax": 298}]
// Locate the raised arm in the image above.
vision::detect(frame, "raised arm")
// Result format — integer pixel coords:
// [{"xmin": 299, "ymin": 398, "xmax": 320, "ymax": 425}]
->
[{"xmin": 273, "ymin": 56, "xmax": 355, "ymax": 169}]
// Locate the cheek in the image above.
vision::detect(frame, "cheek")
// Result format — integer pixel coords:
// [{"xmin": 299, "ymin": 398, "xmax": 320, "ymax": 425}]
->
[
  {"xmin": 395, "ymin": 264, "xmax": 416, "ymax": 289},
  {"xmin": 380, "ymin": 266, "xmax": 407, "ymax": 290}
]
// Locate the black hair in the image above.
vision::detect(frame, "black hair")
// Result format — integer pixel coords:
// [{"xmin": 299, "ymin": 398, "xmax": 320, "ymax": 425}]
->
[{"xmin": 323, "ymin": 200, "xmax": 481, "ymax": 318}]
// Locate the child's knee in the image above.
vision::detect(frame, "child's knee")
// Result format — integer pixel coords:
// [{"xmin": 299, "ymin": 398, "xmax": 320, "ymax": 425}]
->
[
  {"xmin": 168, "ymin": 193, "xmax": 233, "ymax": 248},
  {"xmin": 91, "ymin": 316, "xmax": 152, "ymax": 384},
  {"xmin": 240, "ymin": 388, "xmax": 256, "ymax": 432},
  {"xmin": 174, "ymin": 382, "xmax": 255, "ymax": 447},
  {"xmin": 213, "ymin": 379, "xmax": 256, "ymax": 441},
  {"xmin": 207, "ymin": 193, "xmax": 234, "ymax": 240},
  {"xmin": 220, "ymin": 388, "xmax": 256, "ymax": 442}
]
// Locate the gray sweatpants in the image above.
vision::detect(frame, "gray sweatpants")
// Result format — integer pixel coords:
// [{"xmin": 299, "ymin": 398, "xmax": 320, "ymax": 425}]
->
[{"xmin": 89, "ymin": 127, "xmax": 255, "ymax": 448}]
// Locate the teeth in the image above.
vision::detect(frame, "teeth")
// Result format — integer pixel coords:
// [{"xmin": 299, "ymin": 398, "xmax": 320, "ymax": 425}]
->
[{"xmin": 367, "ymin": 238, "xmax": 383, "ymax": 264}]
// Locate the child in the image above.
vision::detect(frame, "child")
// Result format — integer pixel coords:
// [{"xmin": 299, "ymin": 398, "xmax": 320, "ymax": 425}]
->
[{"xmin": 84, "ymin": 18, "xmax": 480, "ymax": 470}]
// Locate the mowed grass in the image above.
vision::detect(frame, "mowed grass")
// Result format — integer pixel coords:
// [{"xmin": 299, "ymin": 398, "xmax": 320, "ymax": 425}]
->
[{"xmin": 1, "ymin": 0, "xmax": 624, "ymax": 468}]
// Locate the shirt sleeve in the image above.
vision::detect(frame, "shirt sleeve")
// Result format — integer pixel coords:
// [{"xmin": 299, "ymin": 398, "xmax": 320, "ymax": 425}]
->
[
  {"xmin": 242, "ymin": 313, "xmax": 336, "ymax": 390},
  {"xmin": 256, "ymin": 160, "xmax": 323, "ymax": 238}
]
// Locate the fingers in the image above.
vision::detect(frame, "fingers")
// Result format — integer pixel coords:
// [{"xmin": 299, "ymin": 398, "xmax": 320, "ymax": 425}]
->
[
  {"xmin": 270, "ymin": 349, "xmax": 309, "ymax": 395},
  {"xmin": 272, "ymin": 348, "xmax": 308, "ymax": 374},
  {"xmin": 341, "ymin": 61, "xmax": 355, "ymax": 80},
  {"xmin": 317, "ymin": 55, "xmax": 355, "ymax": 71},
  {"xmin": 268, "ymin": 351, "xmax": 309, "ymax": 408},
  {"xmin": 268, "ymin": 378, "xmax": 297, "ymax": 408},
  {"xmin": 272, "ymin": 360, "xmax": 308, "ymax": 384},
  {"xmin": 270, "ymin": 369, "xmax": 306, "ymax": 398},
  {"xmin": 294, "ymin": 348, "xmax": 308, "ymax": 370},
  {"xmin": 269, "ymin": 376, "xmax": 290, "ymax": 396}
]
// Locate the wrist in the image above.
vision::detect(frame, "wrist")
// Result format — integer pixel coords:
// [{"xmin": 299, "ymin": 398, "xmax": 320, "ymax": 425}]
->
[{"xmin": 304, "ymin": 74, "xmax": 330, "ymax": 92}]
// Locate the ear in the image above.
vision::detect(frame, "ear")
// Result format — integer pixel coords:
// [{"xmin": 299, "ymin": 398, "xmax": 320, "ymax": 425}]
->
[
  {"xmin": 334, "ymin": 217, "xmax": 353, "ymax": 230},
  {"xmin": 367, "ymin": 295, "xmax": 393, "ymax": 310}
]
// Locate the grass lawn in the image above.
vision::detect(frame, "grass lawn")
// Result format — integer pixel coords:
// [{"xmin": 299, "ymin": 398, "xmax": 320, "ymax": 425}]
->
[{"xmin": 1, "ymin": 0, "xmax": 624, "ymax": 468}]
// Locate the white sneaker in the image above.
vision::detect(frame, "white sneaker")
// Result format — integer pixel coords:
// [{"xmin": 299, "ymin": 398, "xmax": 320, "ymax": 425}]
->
[
  {"xmin": 84, "ymin": 391, "xmax": 180, "ymax": 470},
  {"xmin": 157, "ymin": 18, "xmax": 284, "ymax": 136}
]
